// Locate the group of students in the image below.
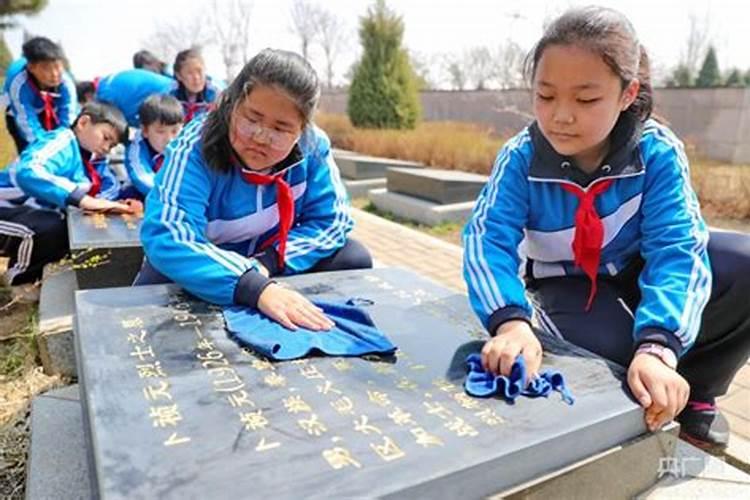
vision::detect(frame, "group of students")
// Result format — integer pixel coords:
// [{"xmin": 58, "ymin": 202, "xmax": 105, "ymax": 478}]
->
[{"xmin": 0, "ymin": 6, "xmax": 748, "ymax": 454}]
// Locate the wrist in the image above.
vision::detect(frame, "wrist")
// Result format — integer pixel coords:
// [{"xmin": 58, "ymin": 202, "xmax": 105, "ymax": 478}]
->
[{"xmin": 635, "ymin": 342, "xmax": 678, "ymax": 370}]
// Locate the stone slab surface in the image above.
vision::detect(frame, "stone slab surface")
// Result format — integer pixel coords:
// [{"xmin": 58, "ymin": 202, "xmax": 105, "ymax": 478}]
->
[
  {"xmin": 387, "ymin": 167, "xmax": 488, "ymax": 204},
  {"xmin": 369, "ymin": 188, "xmax": 475, "ymax": 226},
  {"xmin": 335, "ymin": 154, "xmax": 423, "ymax": 180},
  {"xmin": 75, "ymin": 268, "xmax": 649, "ymax": 499}
]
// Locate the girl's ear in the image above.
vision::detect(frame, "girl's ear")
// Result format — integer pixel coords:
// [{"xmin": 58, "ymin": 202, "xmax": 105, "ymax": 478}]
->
[
  {"xmin": 621, "ymin": 78, "xmax": 640, "ymax": 111},
  {"xmin": 76, "ymin": 114, "xmax": 91, "ymax": 129}
]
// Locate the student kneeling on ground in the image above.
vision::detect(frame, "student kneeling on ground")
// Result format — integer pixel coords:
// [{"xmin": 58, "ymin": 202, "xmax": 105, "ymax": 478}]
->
[
  {"xmin": 0, "ymin": 102, "xmax": 133, "ymax": 297},
  {"xmin": 136, "ymin": 48, "xmax": 372, "ymax": 330}
]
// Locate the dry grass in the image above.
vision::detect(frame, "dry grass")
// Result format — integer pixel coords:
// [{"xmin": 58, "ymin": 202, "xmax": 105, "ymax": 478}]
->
[
  {"xmin": 316, "ymin": 112, "xmax": 505, "ymax": 175},
  {"xmin": 319, "ymin": 112, "xmax": 750, "ymax": 221}
]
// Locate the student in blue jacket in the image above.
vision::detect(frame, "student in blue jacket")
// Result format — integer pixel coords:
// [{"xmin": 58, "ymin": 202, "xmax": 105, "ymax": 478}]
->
[
  {"xmin": 92, "ymin": 68, "xmax": 175, "ymax": 127},
  {"xmin": 0, "ymin": 102, "xmax": 132, "ymax": 289},
  {"xmin": 169, "ymin": 48, "xmax": 223, "ymax": 123},
  {"xmin": 463, "ymin": 6, "xmax": 750, "ymax": 450},
  {"xmin": 3, "ymin": 37, "xmax": 78, "ymax": 153},
  {"xmin": 124, "ymin": 94, "xmax": 184, "ymax": 198},
  {"xmin": 138, "ymin": 48, "xmax": 371, "ymax": 330}
]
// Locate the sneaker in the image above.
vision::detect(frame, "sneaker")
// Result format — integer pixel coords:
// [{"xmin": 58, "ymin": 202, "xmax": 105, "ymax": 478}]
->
[
  {"xmin": 10, "ymin": 282, "xmax": 41, "ymax": 304},
  {"xmin": 676, "ymin": 400, "xmax": 730, "ymax": 451}
]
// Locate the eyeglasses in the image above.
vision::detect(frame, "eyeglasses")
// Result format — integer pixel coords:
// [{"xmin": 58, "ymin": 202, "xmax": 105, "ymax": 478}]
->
[{"xmin": 233, "ymin": 115, "xmax": 299, "ymax": 151}]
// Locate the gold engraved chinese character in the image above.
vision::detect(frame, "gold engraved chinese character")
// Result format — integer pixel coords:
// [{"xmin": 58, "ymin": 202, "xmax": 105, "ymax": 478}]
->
[
  {"xmin": 264, "ymin": 372, "xmax": 287, "ymax": 387},
  {"xmin": 256, "ymin": 437, "xmax": 281, "ymax": 452},
  {"xmin": 369, "ymin": 436, "xmax": 405, "ymax": 462},
  {"xmin": 432, "ymin": 379, "xmax": 456, "ymax": 392},
  {"xmin": 226, "ymin": 390, "xmax": 254, "ymax": 408},
  {"xmin": 316, "ymin": 380, "xmax": 342, "ymax": 395},
  {"xmin": 366, "ymin": 390, "xmax": 391, "ymax": 407},
  {"xmin": 149, "ymin": 404, "xmax": 183, "ymax": 428},
  {"xmin": 423, "ymin": 401, "xmax": 452, "ymax": 420},
  {"xmin": 330, "ymin": 397, "xmax": 355, "ymax": 415},
  {"xmin": 387, "ymin": 407, "xmax": 415, "ymax": 426},
  {"xmin": 410, "ymin": 427, "xmax": 444, "ymax": 448},
  {"xmin": 353, "ymin": 415, "xmax": 382, "ymax": 435},
  {"xmin": 163, "ymin": 432, "xmax": 191, "ymax": 447},
  {"xmin": 452, "ymin": 392, "xmax": 481, "ymax": 410},
  {"xmin": 373, "ymin": 364, "xmax": 396, "ymax": 375},
  {"xmin": 445, "ymin": 417, "xmax": 479, "ymax": 437},
  {"xmin": 396, "ymin": 377, "xmax": 418, "ymax": 391},
  {"xmin": 126, "ymin": 330, "xmax": 148, "ymax": 344},
  {"xmin": 136, "ymin": 361, "xmax": 167, "ymax": 379},
  {"xmin": 129, "ymin": 344, "xmax": 155, "ymax": 362},
  {"xmin": 142, "ymin": 380, "xmax": 172, "ymax": 402},
  {"xmin": 298, "ymin": 414, "xmax": 327, "ymax": 436},
  {"xmin": 283, "ymin": 395, "xmax": 312, "ymax": 414},
  {"xmin": 332, "ymin": 359, "xmax": 353, "ymax": 372},
  {"xmin": 409, "ymin": 364, "xmax": 427, "ymax": 371},
  {"xmin": 251, "ymin": 359, "xmax": 275, "ymax": 372},
  {"xmin": 196, "ymin": 338, "xmax": 215, "ymax": 351},
  {"xmin": 474, "ymin": 408, "xmax": 504, "ymax": 427},
  {"xmin": 240, "ymin": 410, "xmax": 269, "ymax": 431},
  {"xmin": 322, "ymin": 447, "xmax": 362, "ymax": 470},
  {"xmin": 299, "ymin": 364, "xmax": 324, "ymax": 380},
  {"xmin": 121, "ymin": 317, "xmax": 144, "ymax": 329}
]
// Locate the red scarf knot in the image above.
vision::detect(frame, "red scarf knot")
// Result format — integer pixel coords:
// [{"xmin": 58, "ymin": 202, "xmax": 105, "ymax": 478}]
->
[{"xmin": 560, "ymin": 179, "xmax": 614, "ymax": 310}]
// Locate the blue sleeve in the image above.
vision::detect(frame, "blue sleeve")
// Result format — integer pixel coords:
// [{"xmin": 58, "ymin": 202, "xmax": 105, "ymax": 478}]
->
[
  {"xmin": 124, "ymin": 139, "xmax": 155, "ymax": 196},
  {"xmin": 14, "ymin": 139, "xmax": 78, "ymax": 208},
  {"xmin": 95, "ymin": 159, "xmax": 121, "ymax": 201},
  {"xmin": 57, "ymin": 72, "xmax": 80, "ymax": 127},
  {"xmin": 635, "ymin": 130, "xmax": 711, "ymax": 356},
  {"xmin": 7, "ymin": 75, "xmax": 44, "ymax": 144},
  {"xmin": 140, "ymin": 124, "xmax": 260, "ymax": 306},
  {"xmin": 281, "ymin": 131, "xmax": 354, "ymax": 274},
  {"xmin": 463, "ymin": 136, "xmax": 532, "ymax": 335}
]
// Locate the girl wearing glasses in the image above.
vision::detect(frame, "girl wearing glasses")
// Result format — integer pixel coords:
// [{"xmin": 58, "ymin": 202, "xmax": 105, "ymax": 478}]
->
[{"xmin": 137, "ymin": 48, "xmax": 372, "ymax": 331}]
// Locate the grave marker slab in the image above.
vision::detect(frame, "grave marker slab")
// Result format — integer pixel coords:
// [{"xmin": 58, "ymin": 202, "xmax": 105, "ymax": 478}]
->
[
  {"xmin": 75, "ymin": 268, "xmax": 651, "ymax": 499},
  {"xmin": 387, "ymin": 167, "xmax": 488, "ymax": 205},
  {"xmin": 38, "ymin": 262, "xmax": 79, "ymax": 377},
  {"xmin": 334, "ymin": 153, "xmax": 423, "ymax": 180},
  {"xmin": 66, "ymin": 207, "xmax": 143, "ymax": 289}
]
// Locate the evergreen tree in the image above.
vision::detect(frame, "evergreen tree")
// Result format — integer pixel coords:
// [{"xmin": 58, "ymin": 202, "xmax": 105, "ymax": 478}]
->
[
  {"xmin": 666, "ymin": 64, "xmax": 693, "ymax": 87},
  {"xmin": 347, "ymin": 0, "xmax": 421, "ymax": 129},
  {"xmin": 695, "ymin": 46, "xmax": 721, "ymax": 87},
  {"xmin": 724, "ymin": 68, "xmax": 743, "ymax": 87}
]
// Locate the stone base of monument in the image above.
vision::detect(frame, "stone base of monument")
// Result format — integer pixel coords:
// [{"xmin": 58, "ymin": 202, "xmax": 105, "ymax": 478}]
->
[
  {"xmin": 66, "ymin": 207, "xmax": 144, "ymax": 289},
  {"xmin": 37, "ymin": 262, "xmax": 79, "ymax": 378},
  {"xmin": 25, "ymin": 385, "xmax": 92, "ymax": 500},
  {"xmin": 387, "ymin": 167, "xmax": 488, "ymax": 205},
  {"xmin": 344, "ymin": 178, "xmax": 386, "ymax": 198},
  {"xmin": 369, "ymin": 188, "xmax": 475, "ymax": 226}
]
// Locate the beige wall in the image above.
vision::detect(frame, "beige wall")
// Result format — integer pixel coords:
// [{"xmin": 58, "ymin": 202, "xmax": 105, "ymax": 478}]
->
[{"xmin": 320, "ymin": 88, "xmax": 750, "ymax": 164}]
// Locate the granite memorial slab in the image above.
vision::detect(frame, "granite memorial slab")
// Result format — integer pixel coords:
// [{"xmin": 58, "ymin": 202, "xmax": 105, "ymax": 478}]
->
[
  {"xmin": 66, "ymin": 207, "xmax": 144, "ymax": 289},
  {"xmin": 38, "ymin": 262, "xmax": 79, "ymax": 377},
  {"xmin": 75, "ymin": 268, "xmax": 654, "ymax": 499},
  {"xmin": 334, "ymin": 153, "xmax": 423, "ymax": 181},
  {"xmin": 387, "ymin": 167, "xmax": 488, "ymax": 205}
]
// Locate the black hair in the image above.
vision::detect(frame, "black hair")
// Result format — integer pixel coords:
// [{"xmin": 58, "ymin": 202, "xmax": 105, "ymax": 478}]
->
[
  {"xmin": 173, "ymin": 48, "xmax": 204, "ymax": 76},
  {"xmin": 524, "ymin": 6, "xmax": 652, "ymax": 122},
  {"xmin": 75, "ymin": 81, "xmax": 96, "ymax": 104},
  {"xmin": 22, "ymin": 36, "xmax": 65, "ymax": 63},
  {"xmin": 133, "ymin": 49, "xmax": 167, "ymax": 73},
  {"xmin": 201, "ymin": 48, "xmax": 320, "ymax": 173},
  {"xmin": 138, "ymin": 94, "xmax": 184, "ymax": 127},
  {"xmin": 73, "ymin": 101, "xmax": 129, "ymax": 144}
]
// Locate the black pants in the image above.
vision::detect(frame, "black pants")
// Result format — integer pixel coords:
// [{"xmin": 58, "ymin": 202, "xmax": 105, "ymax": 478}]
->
[
  {"xmin": 529, "ymin": 230, "xmax": 750, "ymax": 401},
  {"xmin": 0, "ymin": 205, "xmax": 69, "ymax": 285},
  {"xmin": 133, "ymin": 238, "xmax": 373, "ymax": 286},
  {"xmin": 5, "ymin": 109, "xmax": 29, "ymax": 154}
]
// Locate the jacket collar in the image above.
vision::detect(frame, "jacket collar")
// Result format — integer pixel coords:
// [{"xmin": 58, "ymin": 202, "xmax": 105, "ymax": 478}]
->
[{"xmin": 529, "ymin": 112, "xmax": 644, "ymax": 187}]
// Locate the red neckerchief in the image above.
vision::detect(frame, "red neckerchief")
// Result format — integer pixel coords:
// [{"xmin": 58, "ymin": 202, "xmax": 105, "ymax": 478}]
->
[
  {"xmin": 153, "ymin": 154, "xmax": 165, "ymax": 173},
  {"xmin": 82, "ymin": 152, "xmax": 102, "ymax": 197},
  {"xmin": 560, "ymin": 179, "xmax": 614, "ymax": 310},
  {"xmin": 26, "ymin": 76, "xmax": 59, "ymax": 130},
  {"xmin": 236, "ymin": 156, "xmax": 294, "ymax": 271}
]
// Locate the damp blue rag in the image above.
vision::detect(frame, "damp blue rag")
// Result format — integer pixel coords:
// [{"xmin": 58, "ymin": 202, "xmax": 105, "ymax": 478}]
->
[
  {"xmin": 464, "ymin": 353, "xmax": 575, "ymax": 405},
  {"xmin": 223, "ymin": 300, "xmax": 396, "ymax": 361}
]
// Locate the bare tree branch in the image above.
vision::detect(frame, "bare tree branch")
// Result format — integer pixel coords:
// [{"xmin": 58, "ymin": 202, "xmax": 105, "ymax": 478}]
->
[
  {"xmin": 289, "ymin": 0, "xmax": 319, "ymax": 60},
  {"xmin": 141, "ymin": 13, "xmax": 215, "ymax": 69},
  {"xmin": 210, "ymin": 0, "xmax": 253, "ymax": 81},
  {"xmin": 315, "ymin": 8, "xmax": 347, "ymax": 89}
]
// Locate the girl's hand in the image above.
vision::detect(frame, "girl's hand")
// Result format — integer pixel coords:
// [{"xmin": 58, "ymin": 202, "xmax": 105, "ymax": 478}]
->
[
  {"xmin": 628, "ymin": 353, "xmax": 690, "ymax": 431},
  {"xmin": 257, "ymin": 283, "xmax": 335, "ymax": 331},
  {"xmin": 482, "ymin": 320, "xmax": 543, "ymax": 378},
  {"xmin": 79, "ymin": 195, "xmax": 133, "ymax": 214}
]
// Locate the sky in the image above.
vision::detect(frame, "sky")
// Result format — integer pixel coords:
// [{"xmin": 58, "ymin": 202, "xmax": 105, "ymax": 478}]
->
[{"xmin": 3, "ymin": 0, "xmax": 748, "ymax": 86}]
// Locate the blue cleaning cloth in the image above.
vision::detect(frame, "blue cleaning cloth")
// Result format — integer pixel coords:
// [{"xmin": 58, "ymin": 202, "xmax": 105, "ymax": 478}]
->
[
  {"xmin": 223, "ymin": 300, "xmax": 396, "ymax": 361},
  {"xmin": 464, "ymin": 353, "xmax": 575, "ymax": 405}
]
